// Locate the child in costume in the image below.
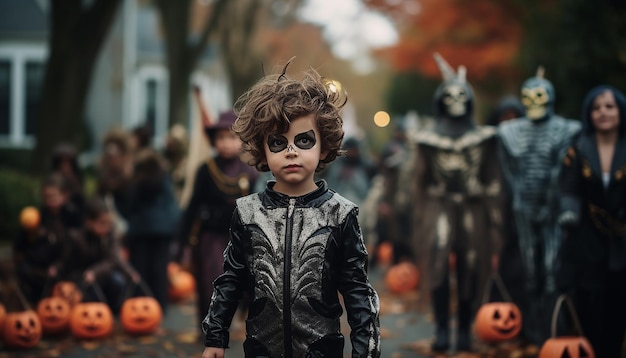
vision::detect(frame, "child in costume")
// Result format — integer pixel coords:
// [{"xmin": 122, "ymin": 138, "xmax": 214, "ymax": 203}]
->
[
  {"xmin": 13, "ymin": 173, "xmax": 83, "ymax": 304},
  {"xmin": 178, "ymin": 108, "xmax": 258, "ymax": 337},
  {"xmin": 201, "ymin": 62, "xmax": 381, "ymax": 358}
]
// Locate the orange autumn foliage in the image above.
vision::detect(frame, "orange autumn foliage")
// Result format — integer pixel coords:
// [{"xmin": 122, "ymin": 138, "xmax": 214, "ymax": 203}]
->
[{"xmin": 369, "ymin": 0, "xmax": 523, "ymax": 81}]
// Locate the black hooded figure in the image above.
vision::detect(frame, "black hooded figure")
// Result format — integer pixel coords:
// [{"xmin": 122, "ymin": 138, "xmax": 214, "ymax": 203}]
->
[
  {"xmin": 407, "ymin": 54, "xmax": 502, "ymax": 353},
  {"xmin": 557, "ymin": 85, "xmax": 626, "ymax": 358},
  {"xmin": 497, "ymin": 68, "xmax": 581, "ymax": 346}
]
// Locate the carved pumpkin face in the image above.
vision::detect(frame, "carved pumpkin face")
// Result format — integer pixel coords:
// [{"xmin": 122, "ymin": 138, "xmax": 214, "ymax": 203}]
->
[
  {"xmin": 69, "ymin": 302, "xmax": 113, "ymax": 339},
  {"xmin": 37, "ymin": 296, "xmax": 71, "ymax": 335},
  {"xmin": 168, "ymin": 269, "xmax": 196, "ymax": 302},
  {"xmin": 120, "ymin": 296, "xmax": 162, "ymax": 335},
  {"xmin": 2, "ymin": 310, "xmax": 42, "ymax": 348},
  {"xmin": 539, "ymin": 337, "xmax": 595, "ymax": 358},
  {"xmin": 475, "ymin": 302, "xmax": 522, "ymax": 342},
  {"xmin": 384, "ymin": 262, "xmax": 420, "ymax": 294},
  {"xmin": 52, "ymin": 281, "xmax": 82, "ymax": 307},
  {"xmin": 19, "ymin": 206, "xmax": 40, "ymax": 231}
]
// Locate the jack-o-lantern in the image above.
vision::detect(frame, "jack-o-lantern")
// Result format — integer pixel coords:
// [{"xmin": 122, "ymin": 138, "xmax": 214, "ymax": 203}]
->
[
  {"xmin": 52, "ymin": 281, "xmax": 82, "ymax": 307},
  {"xmin": 69, "ymin": 302, "xmax": 114, "ymax": 340},
  {"xmin": 539, "ymin": 337, "xmax": 595, "ymax": 358},
  {"xmin": 120, "ymin": 296, "xmax": 162, "ymax": 335},
  {"xmin": 475, "ymin": 302, "xmax": 522, "ymax": 342},
  {"xmin": 384, "ymin": 262, "xmax": 420, "ymax": 294},
  {"xmin": 376, "ymin": 242, "xmax": 393, "ymax": 266},
  {"xmin": 539, "ymin": 295, "xmax": 595, "ymax": 358},
  {"xmin": 19, "ymin": 206, "xmax": 40, "ymax": 231},
  {"xmin": 2, "ymin": 310, "xmax": 42, "ymax": 349},
  {"xmin": 168, "ymin": 268, "xmax": 196, "ymax": 302},
  {"xmin": 37, "ymin": 296, "xmax": 71, "ymax": 335}
]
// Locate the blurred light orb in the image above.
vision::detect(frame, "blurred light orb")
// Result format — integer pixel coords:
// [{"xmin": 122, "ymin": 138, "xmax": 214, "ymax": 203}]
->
[{"xmin": 374, "ymin": 111, "xmax": 391, "ymax": 127}]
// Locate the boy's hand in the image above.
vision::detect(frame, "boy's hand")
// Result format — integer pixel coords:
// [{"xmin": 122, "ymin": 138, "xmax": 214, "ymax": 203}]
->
[{"xmin": 202, "ymin": 347, "xmax": 225, "ymax": 358}]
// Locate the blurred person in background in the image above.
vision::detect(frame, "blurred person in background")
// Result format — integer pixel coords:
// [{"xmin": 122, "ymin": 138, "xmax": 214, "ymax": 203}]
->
[
  {"xmin": 497, "ymin": 69, "xmax": 581, "ymax": 345},
  {"xmin": 322, "ymin": 136, "xmax": 374, "ymax": 209},
  {"xmin": 96, "ymin": 128, "xmax": 134, "ymax": 237},
  {"xmin": 163, "ymin": 124, "xmax": 189, "ymax": 205},
  {"xmin": 58, "ymin": 198, "xmax": 140, "ymax": 315},
  {"xmin": 175, "ymin": 110, "xmax": 258, "ymax": 336},
  {"xmin": 50, "ymin": 142, "xmax": 86, "ymax": 215},
  {"xmin": 13, "ymin": 174, "xmax": 82, "ymax": 304},
  {"xmin": 408, "ymin": 54, "xmax": 502, "ymax": 353},
  {"xmin": 125, "ymin": 148, "xmax": 181, "ymax": 314},
  {"xmin": 557, "ymin": 85, "xmax": 626, "ymax": 357}
]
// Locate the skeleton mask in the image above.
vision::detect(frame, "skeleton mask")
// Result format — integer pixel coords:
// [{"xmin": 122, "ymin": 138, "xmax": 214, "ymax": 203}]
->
[
  {"xmin": 521, "ymin": 67, "xmax": 555, "ymax": 121},
  {"xmin": 442, "ymin": 84, "xmax": 469, "ymax": 117},
  {"xmin": 433, "ymin": 53, "xmax": 474, "ymax": 120}
]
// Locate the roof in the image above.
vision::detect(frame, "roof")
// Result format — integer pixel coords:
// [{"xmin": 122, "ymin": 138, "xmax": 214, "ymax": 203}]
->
[{"xmin": 0, "ymin": 0, "xmax": 48, "ymax": 40}]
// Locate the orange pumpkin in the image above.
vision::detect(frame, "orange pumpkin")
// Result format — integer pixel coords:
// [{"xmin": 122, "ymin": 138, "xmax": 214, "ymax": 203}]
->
[
  {"xmin": 539, "ymin": 295, "xmax": 595, "ymax": 358},
  {"xmin": 168, "ymin": 268, "xmax": 196, "ymax": 302},
  {"xmin": 376, "ymin": 242, "xmax": 393, "ymax": 266},
  {"xmin": 37, "ymin": 296, "xmax": 72, "ymax": 335},
  {"xmin": 2, "ymin": 310, "xmax": 42, "ymax": 349},
  {"xmin": 52, "ymin": 281, "xmax": 82, "ymax": 307},
  {"xmin": 19, "ymin": 206, "xmax": 40, "ymax": 231},
  {"xmin": 120, "ymin": 296, "xmax": 162, "ymax": 335},
  {"xmin": 69, "ymin": 302, "xmax": 114, "ymax": 340},
  {"xmin": 474, "ymin": 302, "xmax": 522, "ymax": 342},
  {"xmin": 384, "ymin": 262, "xmax": 420, "ymax": 294},
  {"xmin": 539, "ymin": 337, "xmax": 595, "ymax": 358}
]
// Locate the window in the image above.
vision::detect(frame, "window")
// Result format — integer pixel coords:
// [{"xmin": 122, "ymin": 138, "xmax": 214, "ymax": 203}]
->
[
  {"xmin": 25, "ymin": 62, "xmax": 44, "ymax": 136},
  {"xmin": 0, "ymin": 44, "xmax": 47, "ymax": 148},
  {"xmin": 145, "ymin": 78, "xmax": 157, "ymax": 134}
]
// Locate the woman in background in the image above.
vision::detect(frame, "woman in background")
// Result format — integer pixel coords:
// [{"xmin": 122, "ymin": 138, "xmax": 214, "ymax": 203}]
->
[{"xmin": 558, "ymin": 85, "xmax": 626, "ymax": 357}]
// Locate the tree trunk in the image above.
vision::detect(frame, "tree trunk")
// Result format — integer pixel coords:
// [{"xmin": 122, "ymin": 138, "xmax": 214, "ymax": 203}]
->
[{"xmin": 31, "ymin": 0, "xmax": 121, "ymax": 174}]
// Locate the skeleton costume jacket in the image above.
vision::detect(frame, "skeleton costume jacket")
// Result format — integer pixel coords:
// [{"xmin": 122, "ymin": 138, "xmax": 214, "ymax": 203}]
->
[
  {"xmin": 497, "ymin": 74, "xmax": 581, "ymax": 293},
  {"xmin": 202, "ymin": 180, "xmax": 381, "ymax": 358}
]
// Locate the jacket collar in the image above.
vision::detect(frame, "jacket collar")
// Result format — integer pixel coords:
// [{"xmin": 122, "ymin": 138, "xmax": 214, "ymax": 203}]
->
[{"xmin": 261, "ymin": 180, "xmax": 330, "ymax": 207}]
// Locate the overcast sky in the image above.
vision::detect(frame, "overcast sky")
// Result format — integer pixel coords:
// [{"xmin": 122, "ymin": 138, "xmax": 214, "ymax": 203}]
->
[{"xmin": 298, "ymin": 0, "xmax": 398, "ymax": 73}]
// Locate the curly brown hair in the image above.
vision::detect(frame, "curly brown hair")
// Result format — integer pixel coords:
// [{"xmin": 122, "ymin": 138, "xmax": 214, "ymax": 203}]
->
[{"xmin": 232, "ymin": 65, "xmax": 347, "ymax": 172}]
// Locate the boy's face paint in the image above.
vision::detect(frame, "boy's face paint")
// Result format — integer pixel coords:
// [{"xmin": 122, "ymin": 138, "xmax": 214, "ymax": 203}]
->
[
  {"xmin": 267, "ymin": 130, "xmax": 317, "ymax": 153},
  {"xmin": 264, "ymin": 114, "xmax": 325, "ymax": 196}
]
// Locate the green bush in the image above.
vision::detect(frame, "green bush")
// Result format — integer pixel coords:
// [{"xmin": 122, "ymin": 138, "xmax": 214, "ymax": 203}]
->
[{"xmin": 0, "ymin": 168, "xmax": 41, "ymax": 244}]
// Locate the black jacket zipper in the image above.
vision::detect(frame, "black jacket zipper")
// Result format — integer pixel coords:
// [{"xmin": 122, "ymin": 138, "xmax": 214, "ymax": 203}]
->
[{"xmin": 283, "ymin": 198, "xmax": 296, "ymax": 357}]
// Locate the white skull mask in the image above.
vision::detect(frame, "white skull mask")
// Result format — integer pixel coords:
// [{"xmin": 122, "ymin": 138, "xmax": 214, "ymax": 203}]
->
[
  {"xmin": 442, "ymin": 84, "xmax": 468, "ymax": 117},
  {"xmin": 521, "ymin": 87, "xmax": 550, "ymax": 120}
]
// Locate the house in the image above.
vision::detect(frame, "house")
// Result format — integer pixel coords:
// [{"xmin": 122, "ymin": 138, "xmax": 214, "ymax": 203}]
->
[{"xmin": 0, "ymin": 0, "xmax": 230, "ymax": 167}]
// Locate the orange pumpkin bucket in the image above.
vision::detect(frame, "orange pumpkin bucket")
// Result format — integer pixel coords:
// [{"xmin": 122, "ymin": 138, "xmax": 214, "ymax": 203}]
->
[
  {"xmin": 69, "ymin": 282, "xmax": 114, "ymax": 340},
  {"xmin": 538, "ymin": 294, "xmax": 595, "ymax": 358},
  {"xmin": 474, "ymin": 273, "xmax": 522, "ymax": 343},
  {"xmin": 120, "ymin": 280, "xmax": 162, "ymax": 335},
  {"xmin": 384, "ymin": 261, "xmax": 420, "ymax": 294},
  {"xmin": 2, "ymin": 284, "xmax": 42, "ymax": 349}
]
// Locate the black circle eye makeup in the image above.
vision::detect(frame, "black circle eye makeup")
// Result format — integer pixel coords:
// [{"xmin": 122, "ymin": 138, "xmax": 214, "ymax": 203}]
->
[{"xmin": 267, "ymin": 130, "xmax": 316, "ymax": 153}]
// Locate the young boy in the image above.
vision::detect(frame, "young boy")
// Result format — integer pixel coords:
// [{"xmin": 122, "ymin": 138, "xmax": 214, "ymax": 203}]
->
[
  {"xmin": 13, "ymin": 173, "xmax": 82, "ymax": 304},
  {"xmin": 201, "ymin": 64, "xmax": 381, "ymax": 358}
]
